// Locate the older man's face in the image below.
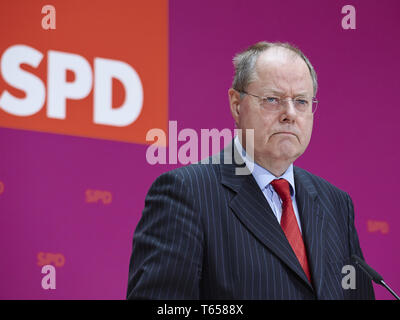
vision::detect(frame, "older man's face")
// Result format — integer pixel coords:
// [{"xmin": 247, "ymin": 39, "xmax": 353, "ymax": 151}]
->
[{"xmin": 234, "ymin": 48, "xmax": 314, "ymax": 167}]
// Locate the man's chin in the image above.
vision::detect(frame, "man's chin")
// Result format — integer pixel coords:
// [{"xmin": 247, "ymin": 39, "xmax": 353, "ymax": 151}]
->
[{"xmin": 255, "ymin": 150, "xmax": 299, "ymax": 163}]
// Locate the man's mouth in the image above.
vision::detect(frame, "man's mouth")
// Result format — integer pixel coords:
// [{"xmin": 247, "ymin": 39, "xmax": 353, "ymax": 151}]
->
[{"xmin": 274, "ymin": 132, "xmax": 296, "ymax": 136}]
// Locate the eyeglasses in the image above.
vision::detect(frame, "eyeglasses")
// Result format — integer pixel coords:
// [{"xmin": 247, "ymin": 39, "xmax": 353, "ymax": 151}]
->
[{"xmin": 238, "ymin": 90, "xmax": 318, "ymax": 114}]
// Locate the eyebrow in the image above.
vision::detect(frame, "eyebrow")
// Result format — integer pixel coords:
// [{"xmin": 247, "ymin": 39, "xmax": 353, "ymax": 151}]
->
[
  {"xmin": 262, "ymin": 89, "xmax": 311, "ymax": 97},
  {"xmin": 263, "ymin": 89, "xmax": 285, "ymax": 95}
]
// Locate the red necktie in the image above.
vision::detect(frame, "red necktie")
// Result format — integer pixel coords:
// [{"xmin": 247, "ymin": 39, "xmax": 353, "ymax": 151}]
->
[{"xmin": 270, "ymin": 179, "xmax": 311, "ymax": 282}]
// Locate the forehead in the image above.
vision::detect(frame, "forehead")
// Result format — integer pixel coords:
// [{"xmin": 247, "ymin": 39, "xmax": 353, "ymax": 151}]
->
[{"xmin": 253, "ymin": 47, "xmax": 313, "ymax": 95}]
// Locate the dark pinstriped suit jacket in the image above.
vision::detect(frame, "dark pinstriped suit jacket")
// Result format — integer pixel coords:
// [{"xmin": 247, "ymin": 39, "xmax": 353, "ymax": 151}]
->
[{"xmin": 127, "ymin": 142, "xmax": 375, "ymax": 300}]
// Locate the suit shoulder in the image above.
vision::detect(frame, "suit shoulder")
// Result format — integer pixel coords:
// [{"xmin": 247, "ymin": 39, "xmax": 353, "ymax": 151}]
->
[
  {"xmin": 155, "ymin": 162, "xmax": 221, "ymax": 187},
  {"xmin": 294, "ymin": 166, "xmax": 350, "ymax": 198}
]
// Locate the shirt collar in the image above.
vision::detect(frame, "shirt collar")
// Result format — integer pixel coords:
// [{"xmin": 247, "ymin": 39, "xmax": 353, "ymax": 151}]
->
[{"xmin": 234, "ymin": 135, "xmax": 296, "ymax": 196}]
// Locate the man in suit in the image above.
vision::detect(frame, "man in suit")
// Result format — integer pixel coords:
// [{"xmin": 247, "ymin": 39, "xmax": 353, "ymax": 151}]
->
[{"xmin": 126, "ymin": 41, "xmax": 375, "ymax": 299}]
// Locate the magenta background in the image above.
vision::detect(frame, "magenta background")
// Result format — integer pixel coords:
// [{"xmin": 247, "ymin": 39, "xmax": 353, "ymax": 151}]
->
[{"xmin": 1, "ymin": 0, "xmax": 400, "ymax": 299}]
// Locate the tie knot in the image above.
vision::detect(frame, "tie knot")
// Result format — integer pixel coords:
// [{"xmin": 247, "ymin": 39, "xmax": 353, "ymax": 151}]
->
[{"xmin": 270, "ymin": 179, "xmax": 291, "ymax": 202}]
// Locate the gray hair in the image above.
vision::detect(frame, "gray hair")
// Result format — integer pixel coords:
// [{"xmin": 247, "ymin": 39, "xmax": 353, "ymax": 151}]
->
[{"xmin": 232, "ymin": 41, "xmax": 318, "ymax": 97}]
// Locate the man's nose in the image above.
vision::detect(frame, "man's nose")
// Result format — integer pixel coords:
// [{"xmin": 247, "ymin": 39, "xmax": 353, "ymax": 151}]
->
[{"xmin": 280, "ymin": 99, "xmax": 297, "ymax": 120}]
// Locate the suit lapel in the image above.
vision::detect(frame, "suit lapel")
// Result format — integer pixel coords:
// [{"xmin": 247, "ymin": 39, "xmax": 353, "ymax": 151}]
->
[
  {"xmin": 294, "ymin": 167, "xmax": 326, "ymax": 298},
  {"xmin": 219, "ymin": 142, "xmax": 314, "ymax": 292}
]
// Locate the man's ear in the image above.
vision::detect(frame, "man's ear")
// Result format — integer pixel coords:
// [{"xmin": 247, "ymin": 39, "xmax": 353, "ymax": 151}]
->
[{"xmin": 228, "ymin": 88, "xmax": 241, "ymax": 125}]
